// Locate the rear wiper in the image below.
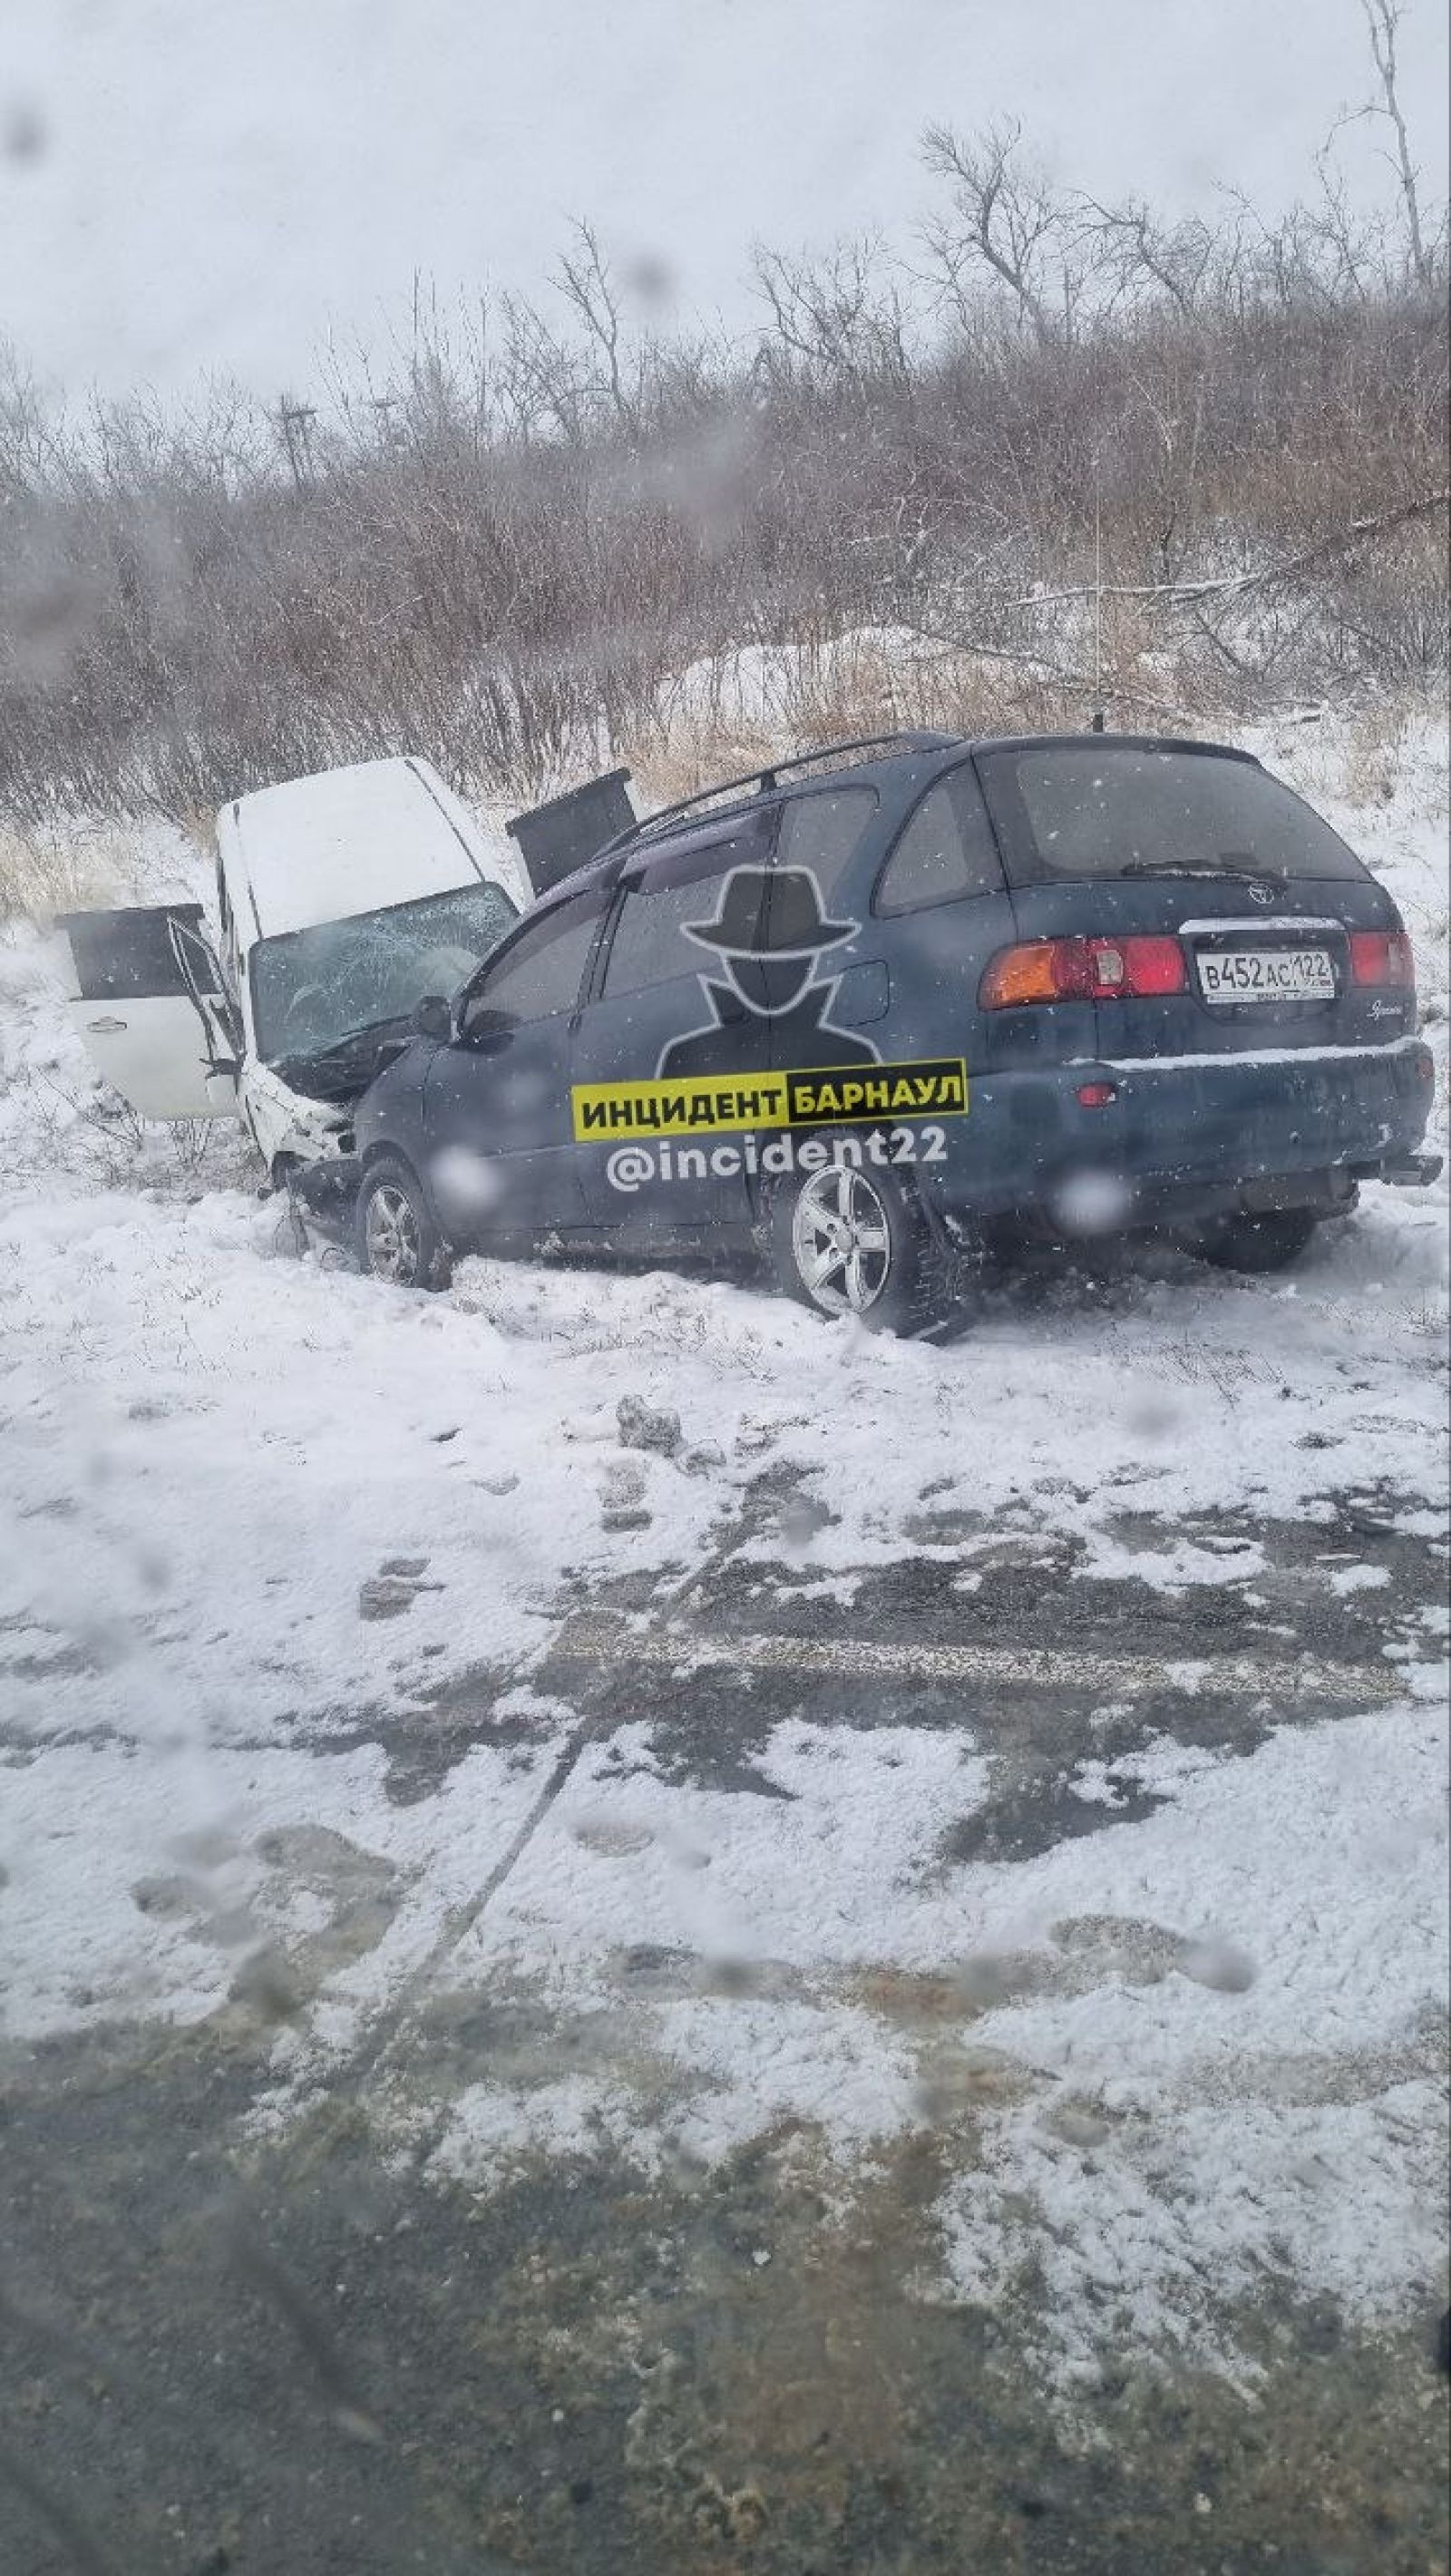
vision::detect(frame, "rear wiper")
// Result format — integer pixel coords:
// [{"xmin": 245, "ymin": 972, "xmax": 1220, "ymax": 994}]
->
[{"xmin": 1116, "ymin": 860, "xmax": 1286, "ymax": 883}]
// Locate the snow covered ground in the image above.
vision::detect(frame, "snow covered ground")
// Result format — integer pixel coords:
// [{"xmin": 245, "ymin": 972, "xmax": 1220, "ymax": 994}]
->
[{"xmin": 1, "ymin": 712, "xmax": 1446, "ymax": 2400}]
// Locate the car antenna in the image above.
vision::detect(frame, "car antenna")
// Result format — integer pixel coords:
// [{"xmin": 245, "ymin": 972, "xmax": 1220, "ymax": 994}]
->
[{"xmin": 1090, "ymin": 454, "xmax": 1106, "ymax": 732}]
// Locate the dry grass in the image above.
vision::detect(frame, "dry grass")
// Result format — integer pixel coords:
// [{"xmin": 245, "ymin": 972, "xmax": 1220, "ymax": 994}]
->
[
  {"xmin": 0, "ymin": 809, "xmax": 210, "ymax": 925},
  {"xmin": 0, "ymin": 819, "xmax": 151, "ymax": 923},
  {"xmin": 624, "ymin": 717, "xmax": 784, "ymax": 815},
  {"xmin": 1333, "ymin": 696, "xmax": 1423, "ymax": 810},
  {"xmin": 624, "ymin": 634, "xmax": 1184, "ymax": 810},
  {"xmin": 617, "ymin": 649, "xmax": 1451, "ymax": 825}
]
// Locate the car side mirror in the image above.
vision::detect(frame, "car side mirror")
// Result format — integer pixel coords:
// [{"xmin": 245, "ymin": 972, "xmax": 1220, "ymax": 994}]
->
[
  {"xmin": 411, "ymin": 992, "xmax": 453, "ymax": 1042},
  {"xmin": 463, "ymin": 1006, "xmax": 517, "ymax": 1048}
]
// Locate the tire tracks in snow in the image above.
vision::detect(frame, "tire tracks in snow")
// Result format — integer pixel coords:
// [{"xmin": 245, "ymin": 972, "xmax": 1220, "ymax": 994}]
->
[{"xmin": 274, "ymin": 1489, "xmax": 825, "ymax": 2172}]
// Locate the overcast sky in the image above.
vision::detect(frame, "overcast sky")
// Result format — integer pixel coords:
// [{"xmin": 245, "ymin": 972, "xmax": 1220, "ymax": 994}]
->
[{"xmin": 3, "ymin": 0, "xmax": 1447, "ymax": 405}]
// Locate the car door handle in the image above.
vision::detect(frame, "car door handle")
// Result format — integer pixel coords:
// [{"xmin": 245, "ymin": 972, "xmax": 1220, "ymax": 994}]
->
[{"xmin": 85, "ymin": 1017, "xmax": 128, "ymax": 1033}]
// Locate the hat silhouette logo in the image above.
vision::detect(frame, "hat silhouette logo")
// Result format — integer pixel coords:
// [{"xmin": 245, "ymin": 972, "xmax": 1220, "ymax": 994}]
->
[
  {"xmin": 684, "ymin": 866, "xmax": 856, "ymax": 960},
  {"xmin": 654, "ymin": 864, "xmax": 881, "ymax": 1077}
]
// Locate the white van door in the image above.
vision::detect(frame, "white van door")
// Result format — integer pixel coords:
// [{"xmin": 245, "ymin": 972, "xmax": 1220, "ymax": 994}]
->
[{"xmin": 59, "ymin": 904, "xmax": 243, "ymax": 1120}]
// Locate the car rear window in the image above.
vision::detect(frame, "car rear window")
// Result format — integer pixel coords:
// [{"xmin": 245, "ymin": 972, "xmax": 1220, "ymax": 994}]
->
[
  {"xmin": 875, "ymin": 765, "xmax": 1003, "ymax": 913},
  {"xmin": 975, "ymin": 743, "xmax": 1368, "ymax": 883}
]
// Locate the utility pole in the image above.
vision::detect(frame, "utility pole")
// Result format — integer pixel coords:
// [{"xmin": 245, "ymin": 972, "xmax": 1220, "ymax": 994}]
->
[
  {"xmin": 276, "ymin": 396, "xmax": 317, "ymax": 492},
  {"xmin": 1090, "ymin": 445, "xmax": 1106, "ymax": 730}
]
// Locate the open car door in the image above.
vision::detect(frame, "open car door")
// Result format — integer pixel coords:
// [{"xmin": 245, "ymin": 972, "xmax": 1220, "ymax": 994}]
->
[{"xmin": 58, "ymin": 904, "xmax": 243, "ymax": 1120}]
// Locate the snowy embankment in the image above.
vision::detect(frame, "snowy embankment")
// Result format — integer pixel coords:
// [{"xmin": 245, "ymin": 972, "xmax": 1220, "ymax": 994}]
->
[{"xmin": 0, "ymin": 709, "xmax": 1446, "ymax": 2383}]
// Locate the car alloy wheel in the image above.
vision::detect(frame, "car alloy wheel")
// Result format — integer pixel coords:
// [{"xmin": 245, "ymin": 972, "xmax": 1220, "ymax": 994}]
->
[
  {"xmin": 364, "ymin": 1179, "xmax": 423, "ymax": 1284},
  {"xmin": 790, "ymin": 1164, "xmax": 893, "ymax": 1315}
]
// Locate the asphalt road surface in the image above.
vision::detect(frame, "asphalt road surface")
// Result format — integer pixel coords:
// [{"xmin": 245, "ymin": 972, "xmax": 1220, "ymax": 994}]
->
[{"xmin": 3, "ymin": 1474, "xmax": 1447, "ymax": 2576}]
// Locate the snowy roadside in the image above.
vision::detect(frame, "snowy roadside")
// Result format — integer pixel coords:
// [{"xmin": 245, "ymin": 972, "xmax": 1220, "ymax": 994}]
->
[{"xmin": 0, "ymin": 712, "xmax": 1446, "ymax": 2392}]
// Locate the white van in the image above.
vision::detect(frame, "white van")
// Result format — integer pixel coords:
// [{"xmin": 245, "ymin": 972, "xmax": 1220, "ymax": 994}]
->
[{"xmin": 60, "ymin": 756, "xmax": 527, "ymax": 1204}]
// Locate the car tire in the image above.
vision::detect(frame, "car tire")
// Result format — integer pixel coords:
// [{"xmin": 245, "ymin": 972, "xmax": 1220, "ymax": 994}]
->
[
  {"xmin": 1194, "ymin": 1207, "xmax": 1320, "ymax": 1273},
  {"xmin": 766, "ymin": 1138, "xmax": 958, "ymax": 1334},
  {"xmin": 355, "ymin": 1154, "xmax": 452, "ymax": 1291}
]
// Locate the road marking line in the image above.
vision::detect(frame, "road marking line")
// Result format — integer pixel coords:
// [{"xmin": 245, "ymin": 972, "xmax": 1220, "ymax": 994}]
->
[{"xmin": 555, "ymin": 1619, "xmax": 1396, "ymax": 1704}]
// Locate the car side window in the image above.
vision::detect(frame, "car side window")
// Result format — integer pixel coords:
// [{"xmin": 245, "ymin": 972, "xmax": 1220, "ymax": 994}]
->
[
  {"xmin": 774, "ymin": 787, "xmax": 878, "ymax": 904},
  {"xmin": 600, "ymin": 825, "xmax": 771, "ymax": 1000},
  {"xmin": 460, "ymin": 889, "xmax": 607, "ymax": 1033},
  {"xmin": 875, "ymin": 766, "xmax": 1004, "ymax": 914}
]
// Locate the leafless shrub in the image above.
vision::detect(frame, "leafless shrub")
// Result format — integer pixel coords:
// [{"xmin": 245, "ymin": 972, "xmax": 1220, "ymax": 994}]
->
[{"xmin": 37, "ymin": 1074, "xmax": 254, "ymax": 1191}]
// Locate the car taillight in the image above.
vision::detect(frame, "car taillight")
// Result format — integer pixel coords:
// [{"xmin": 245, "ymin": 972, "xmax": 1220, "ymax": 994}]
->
[
  {"xmin": 1349, "ymin": 930, "xmax": 1415, "ymax": 990},
  {"xmin": 979, "ymin": 935, "xmax": 1188, "ymax": 1008},
  {"xmin": 1106, "ymin": 934, "xmax": 1189, "ymax": 995}
]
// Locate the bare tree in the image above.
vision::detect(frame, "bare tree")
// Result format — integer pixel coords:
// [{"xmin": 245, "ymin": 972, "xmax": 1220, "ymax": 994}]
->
[
  {"xmin": 495, "ymin": 291, "xmax": 585, "ymax": 444},
  {"xmin": 1079, "ymin": 197, "xmax": 1218, "ymax": 317},
  {"xmin": 552, "ymin": 220, "xmax": 638, "ymax": 433},
  {"xmin": 920, "ymin": 119, "xmax": 1089, "ymax": 344},
  {"xmin": 1360, "ymin": 0, "xmax": 1435, "ymax": 285},
  {"xmin": 753, "ymin": 236, "xmax": 911, "ymax": 384}
]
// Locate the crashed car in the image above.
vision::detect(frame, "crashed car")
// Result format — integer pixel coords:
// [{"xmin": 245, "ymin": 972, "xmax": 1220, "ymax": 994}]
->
[
  {"xmin": 351, "ymin": 728, "xmax": 1440, "ymax": 1328},
  {"xmin": 59, "ymin": 756, "xmax": 528, "ymax": 1218}
]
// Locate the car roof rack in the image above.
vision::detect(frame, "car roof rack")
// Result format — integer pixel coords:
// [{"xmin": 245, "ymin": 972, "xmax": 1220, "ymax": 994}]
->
[{"xmin": 595, "ymin": 730, "xmax": 957, "ymax": 860}]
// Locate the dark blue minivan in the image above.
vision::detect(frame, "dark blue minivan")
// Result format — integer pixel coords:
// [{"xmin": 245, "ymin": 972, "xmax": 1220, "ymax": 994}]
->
[{"xmin": 351, "ymin": 731, "xmax": 1439, "ymax": 1330}]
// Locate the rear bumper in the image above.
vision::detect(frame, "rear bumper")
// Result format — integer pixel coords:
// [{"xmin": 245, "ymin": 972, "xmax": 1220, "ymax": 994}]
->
[{"xmin": 925, "ymin": 1036, "xmax": 1437, "ymax": 1226}]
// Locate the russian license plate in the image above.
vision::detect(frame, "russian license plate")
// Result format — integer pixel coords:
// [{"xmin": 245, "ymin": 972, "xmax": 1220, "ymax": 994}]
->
[{"xmin": 1197, "ymin": 945, "xmax": 1336, "ymax": 1004}]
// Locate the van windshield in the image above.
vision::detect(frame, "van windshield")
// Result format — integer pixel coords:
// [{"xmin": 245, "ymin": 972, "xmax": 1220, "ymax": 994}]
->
[
  {"xmin": 975, "ymin": 742, "xmax": 1368, "ymax": 883},
  {"xmin": 252, "ymin": 882, "xmax": 519, "ymax": 1065}
]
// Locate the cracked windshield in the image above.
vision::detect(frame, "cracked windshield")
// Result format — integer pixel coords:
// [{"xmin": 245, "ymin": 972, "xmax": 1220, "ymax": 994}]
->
[{"xmin": 3, "ymin": 3, "xmax": 1449, "ymax": 2571}]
